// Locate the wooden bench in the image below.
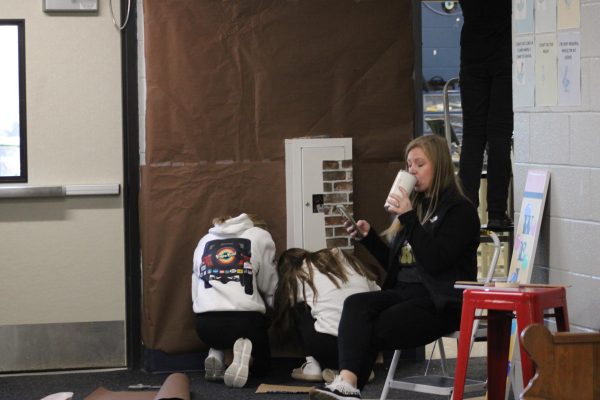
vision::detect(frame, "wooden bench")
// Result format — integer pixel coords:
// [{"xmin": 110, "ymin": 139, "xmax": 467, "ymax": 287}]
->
[{"xmin": 520, "ymin": 323, "xmax": 600, "ymax": 400}]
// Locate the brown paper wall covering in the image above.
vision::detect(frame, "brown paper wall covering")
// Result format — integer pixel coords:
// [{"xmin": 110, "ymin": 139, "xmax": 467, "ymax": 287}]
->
[{"xmin": 141, "ymin": 0, "xmax": 414, "ymax": 352}]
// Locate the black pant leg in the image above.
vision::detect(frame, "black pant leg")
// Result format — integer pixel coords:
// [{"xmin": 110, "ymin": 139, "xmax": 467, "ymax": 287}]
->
[
  {"xmin": 458, "ymin": 62, "xmax": 492, "ymax": 207},
  {"xmin": 372, "ymin": 298, "xmax": 462, "ymax": 349},
  {"xmin": 194, "ymin": 311, "xmax": 271, "ymax": 376},
  {"xmin": 338, "ymin": 285, "xmax": 462, "ymax": 390},
  {"xmin": 337, "ymin": 290, "xmax": 406, "ymax": 388},
  {"xmin": 485, "ymin": 60, "xmax": 513, "ymax": 217},
  {"xmin": 293, "ymin": 303, "xmax": 339, "ymax": 369}
]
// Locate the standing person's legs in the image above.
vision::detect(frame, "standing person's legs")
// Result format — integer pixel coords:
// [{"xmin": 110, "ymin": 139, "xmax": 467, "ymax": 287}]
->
[
  {"xmin": 459, "ymin": 62, "xmax": 492, "ymax": 207},
  {"xmin": 485, "ymin": 60, "xmax": 513, "ymax": 222},
  {"xmin": 293, "ymin": 303, "xmax": 340, "ymax": 369}
]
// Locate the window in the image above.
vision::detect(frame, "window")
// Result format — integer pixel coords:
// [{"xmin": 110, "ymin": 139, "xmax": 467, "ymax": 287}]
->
[{"xmin": 0, "ymin": 20, "xmax": 27, "ymax": 183}]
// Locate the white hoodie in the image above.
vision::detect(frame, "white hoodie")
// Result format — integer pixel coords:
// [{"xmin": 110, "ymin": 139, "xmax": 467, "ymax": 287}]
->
[
  {"xmin": 192, "ymin": 214, "xmax": 277, "ymax": 314},
  {"xmin": 297, "ymin": 248, "xmax": 380, "ymax": 336}
]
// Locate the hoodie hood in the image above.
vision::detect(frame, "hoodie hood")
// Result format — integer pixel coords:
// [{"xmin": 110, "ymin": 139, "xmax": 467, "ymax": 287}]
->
[{"xmin": 208, "ymin": 213, "xmax": 254, "ymax": 236}]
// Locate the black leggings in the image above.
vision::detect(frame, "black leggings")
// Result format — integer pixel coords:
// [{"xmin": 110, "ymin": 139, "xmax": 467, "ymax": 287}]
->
[
  {"xmin": 194, "ymin": 311, "xmax": 271, "ymax": 377},
  {"xmin": 458, "ymin": 57, "xmax": 514, "ymax": 217},
  {"xmin": 337, "ymin": 283, "xmax": 461, "ymax": 389},
  {"xmin": 293, "ymin": 303, "xmax": 339, "ymax": 369}
]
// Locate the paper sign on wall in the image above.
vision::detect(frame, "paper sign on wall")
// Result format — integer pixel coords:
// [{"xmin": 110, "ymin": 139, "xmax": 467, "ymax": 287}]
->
[
  {"xmin": 535, "ymin": 0, "xmax": 557, "ymax": 33},
  {"xmin": 514, "ymin": 0, "xmax": 535, "ymax": 34},
  {"xmin": 535, "ymin": 34, "xmax": 558, "ymax": 106},
  {"xmin": 557, "ymin": 0, "xmax": 580, "ymax": 30},
  {"xmin": 557, "ymin": 31, "xmax": 581, "ymax": 106},
  {"xmin": 514, "ymin": 35, "xmax": 535, "ymax": 108}
]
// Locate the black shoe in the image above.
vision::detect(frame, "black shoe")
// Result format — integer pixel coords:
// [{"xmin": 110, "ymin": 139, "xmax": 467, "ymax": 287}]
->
[{"xmin": 486, "ymin": 214, "xmax": 513, "ymax": 231}]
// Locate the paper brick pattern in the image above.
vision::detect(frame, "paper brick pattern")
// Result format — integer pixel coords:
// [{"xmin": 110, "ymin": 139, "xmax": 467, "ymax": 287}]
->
[{"xmin": 322, "ymin": 160, "xmax": 354, "ymax": 251}]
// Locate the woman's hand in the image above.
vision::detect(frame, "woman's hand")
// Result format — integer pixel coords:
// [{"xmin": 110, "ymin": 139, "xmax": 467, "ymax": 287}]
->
[
  {"xmin": 385, "ymin": 187, "xmax": 413, "ymax": 216},
  {"xmin": 345, "ymin": 219, "xmax": 370, "ymax": 239}
]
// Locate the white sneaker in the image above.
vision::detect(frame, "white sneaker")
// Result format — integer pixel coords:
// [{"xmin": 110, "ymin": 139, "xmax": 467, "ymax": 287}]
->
[
  {"xmin": 309, "ymin": 375, "xmax": 361, "ymax": 400},
  {"xmin": 322, "ymin": 369, "xmax": 374, "ymax": 384},
  {"xmin": 204, "ymin": 348, "xmax": 225, "ymax": 382},
  {"xmin": 291, "ymin": 356, "xmax": 323, "ymax": 382},
  {"xmin": 224, "ymin": 338, "xmax": 252, "ymax": 388}
]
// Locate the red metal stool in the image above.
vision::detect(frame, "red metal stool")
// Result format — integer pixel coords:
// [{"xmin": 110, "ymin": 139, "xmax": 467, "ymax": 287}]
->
[{"xmin": 452, "ymin": 286, "xmax": 570, "ymax": 400}]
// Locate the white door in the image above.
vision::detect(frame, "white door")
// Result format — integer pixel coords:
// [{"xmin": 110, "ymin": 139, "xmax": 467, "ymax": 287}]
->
[{"xmin": 0, "ymin": 1, "xmax": 126, "ymax": 372}]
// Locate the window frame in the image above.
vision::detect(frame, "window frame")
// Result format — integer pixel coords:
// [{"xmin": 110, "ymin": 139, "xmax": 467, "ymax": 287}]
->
[{"xmin": 0, "ymin": 19, "xmax": 27, "ymax": 183}]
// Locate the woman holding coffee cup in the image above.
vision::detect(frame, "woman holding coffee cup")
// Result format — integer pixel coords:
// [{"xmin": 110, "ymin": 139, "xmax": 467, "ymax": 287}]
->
[{"xmin": 309, "ymin": 135, "xmax": 480, "ymax": 400}]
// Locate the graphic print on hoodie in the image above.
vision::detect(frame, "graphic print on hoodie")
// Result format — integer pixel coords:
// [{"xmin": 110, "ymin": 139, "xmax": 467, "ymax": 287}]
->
[{"xmin": 199, "ymin": 238, "xmax": 254, "ymax": 295}]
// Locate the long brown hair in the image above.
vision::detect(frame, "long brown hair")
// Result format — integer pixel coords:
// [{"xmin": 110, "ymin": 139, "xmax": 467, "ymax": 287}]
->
[
  {"xmin": 272, "ymin": 247, "xmax": 376, "ymax": 334},
  {"xmin": 383, "ymin": 135, "xmax": 464, "ymax": 241}
]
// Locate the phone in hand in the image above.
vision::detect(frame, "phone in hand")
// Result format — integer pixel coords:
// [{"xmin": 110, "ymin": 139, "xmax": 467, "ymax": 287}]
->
[{"xmin": 336, "ymin": 205, "xmax": 363, "ymax": 238}]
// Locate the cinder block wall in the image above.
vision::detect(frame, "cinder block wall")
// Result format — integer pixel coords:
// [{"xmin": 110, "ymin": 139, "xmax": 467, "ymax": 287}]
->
[{"xmin": 512, "ymin": 1, "xmax": 600, "ymax": 332}]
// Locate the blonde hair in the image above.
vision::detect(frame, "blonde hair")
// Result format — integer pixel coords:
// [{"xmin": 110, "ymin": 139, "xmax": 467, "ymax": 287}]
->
[
  {"xmin": 382, "ymin": 135, "xmax": 463, "ymax": 241},
  {"xmin": 212, "ymin": 214, "xmax": 269, "ymax": 232}
]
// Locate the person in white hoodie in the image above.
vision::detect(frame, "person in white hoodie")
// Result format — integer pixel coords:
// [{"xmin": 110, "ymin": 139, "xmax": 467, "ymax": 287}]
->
[
  {"xmin": 192, "ymin": 213, "xmax": 277, "ymax": 388},
  {"xmin": 272, "ymin": 247, "xmax": 380, "ymax": 383}
]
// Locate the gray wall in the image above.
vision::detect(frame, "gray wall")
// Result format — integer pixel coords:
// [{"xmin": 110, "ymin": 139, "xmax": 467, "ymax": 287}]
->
[{"xmin": 512, "ymin": 1, "xmax": 600, "ymax": 332}]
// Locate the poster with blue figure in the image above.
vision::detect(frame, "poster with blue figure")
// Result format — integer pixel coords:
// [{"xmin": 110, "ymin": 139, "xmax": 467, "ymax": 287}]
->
[
  {"xmin": 507, "ymin": 170, "xmax": 549, "ymax": 285},
  {"xmin": 513, "ymin": 0, "xmax": 534, "ymax": 34},
  {"xmin": 504, "ymin": 170, "xmax": 550, "ymax": 397},
  {"xmin": 514, "ymin": 35, "xmax": 535, "ymax": 108}
]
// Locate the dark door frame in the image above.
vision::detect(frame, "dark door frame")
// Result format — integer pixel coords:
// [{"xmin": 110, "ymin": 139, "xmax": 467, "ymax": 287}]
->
[
  {"xmin": 120, "ymin": 0, "xmax": 142, "ymax": 370},
  {"xmin": 413, "ymin": 0, "xmax": 424, "ymax": 138}
]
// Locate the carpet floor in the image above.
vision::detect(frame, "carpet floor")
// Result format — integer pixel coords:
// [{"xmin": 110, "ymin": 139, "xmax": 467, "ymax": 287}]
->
[{"xmin": 0, "ymin": 356, "xmax": 502, "ymax": 400}]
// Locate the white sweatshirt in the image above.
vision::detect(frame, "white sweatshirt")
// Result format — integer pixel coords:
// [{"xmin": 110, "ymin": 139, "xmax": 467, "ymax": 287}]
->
[
  {"xmin": 192, "ymin": 214, "xmax": 278, "ymax": 314},
  {"xmin": 297, "ymin": 248, "xmax": 380, "ymax": 336}
]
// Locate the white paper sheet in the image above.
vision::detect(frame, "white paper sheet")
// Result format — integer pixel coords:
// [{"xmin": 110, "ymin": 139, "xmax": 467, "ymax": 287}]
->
[
  {"xmin": 535, "ymin": 34, "xmax": 558, "ymax": 106},
  {"xmin": 557, "ymin": 31, "xmax": 581, "ymax": 105},
  {"xmin": 514, "ymin": 35, "xmax": 536, "ymax": 108},
  {"xmin": 535, "ymin": 0, "xmax": 557, "ymax": 33},
  {"xmin": 514, "ymin": 0, "xmax": 535, "ymax": 34},
  {"xmin": 557, "ymin": 0, "xmax": 581, "ymax": 30}
]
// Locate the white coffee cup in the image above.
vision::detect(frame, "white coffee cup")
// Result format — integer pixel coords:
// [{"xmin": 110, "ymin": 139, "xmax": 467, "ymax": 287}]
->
[{"xmin": 384, "ymin": 170, "xmax": 417, "ymax": 209}]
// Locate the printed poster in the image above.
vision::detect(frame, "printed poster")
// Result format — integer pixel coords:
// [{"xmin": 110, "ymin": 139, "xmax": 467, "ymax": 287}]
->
[
  {"xmin": 507, "ymin": 170, "xmax": 550, "ymax": 284},
  {"xmin": 557, "ymin": 31, "xmax": 581, "ymax": 106},
  {"xmin": 504, "ymin": 170, "xmax": 550, "ymax": 398},
  {"xmin": 535, "ymin": 0, "xmax": 557, "ymax": 33},
  {"xmin": 513, "ymin": 0, "xmax": 534, "ymax": 34},
  {"xmin": 557, "ymin": 0, "xmax": 581, "ymax": 30},
  {"xmin": 513, "ymin": 35, "xmax": 535, "ymax": 107},
  {"xmin": 535, "ymin": 34, "xmax": 558, "ymax": 106}
]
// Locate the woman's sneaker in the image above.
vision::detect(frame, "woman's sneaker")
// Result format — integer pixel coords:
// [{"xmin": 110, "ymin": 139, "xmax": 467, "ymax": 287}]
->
[
  {"xmin": 309, "ymin": 375, "xmax": 361, "ymax": 400},
  {"xmin": 224, "ymin": 338, "xmax": 252, "ymax": 388},
  {"xmin": 291, "ymin": 356, "xmax": 323, "ymax": 382},
  {"xmin": 322, "ymin": 369, "xmax": 374, "ymax": 384},
  {"xmin": 204, "ymin": 351, "xmax": 225, "ymax": 381}
]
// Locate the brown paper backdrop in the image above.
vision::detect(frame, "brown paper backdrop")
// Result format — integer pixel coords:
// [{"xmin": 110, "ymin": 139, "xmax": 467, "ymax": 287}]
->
[{"xmin": 141, "ymin": 0, "xmax": 414, "ymax": 353}]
